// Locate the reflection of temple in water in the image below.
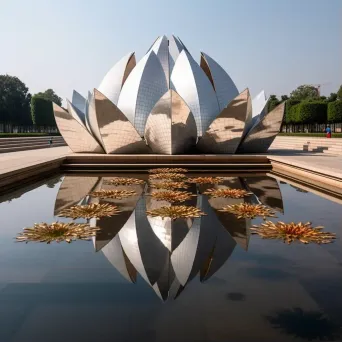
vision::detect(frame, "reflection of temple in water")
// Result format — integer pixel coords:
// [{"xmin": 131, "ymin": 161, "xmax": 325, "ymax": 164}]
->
[{"xmin": 54, "ymin": 174, "xmax": 284, "ymax": 301}]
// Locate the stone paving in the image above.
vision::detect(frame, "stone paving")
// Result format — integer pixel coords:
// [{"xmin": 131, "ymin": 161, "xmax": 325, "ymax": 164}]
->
[
  {"xmin": 268, "ymin": 150, "xmax": 342, "ymax": 179},
  {"xmin": 0, "ymin": 146, "xmax": 70, "ymax": 174}
]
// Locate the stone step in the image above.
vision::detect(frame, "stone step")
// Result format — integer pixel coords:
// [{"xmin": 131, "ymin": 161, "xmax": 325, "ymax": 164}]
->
[
  {"xmin": 271, "ymin": 140, "xmax": 341, "ymax": 146},
  {"xmin": 272, "ymin": 140, "xmax": 342, "ymax": 146},
  {"xmin": 274, "ymin": 137, "xmax": 342, "ymax": 144},
  {"xmin": 271, "ymin": 143, "xmax": 342, "ymax": 150},
  {"xmin": 322, "ymin": 149, "xmax": 341, "ymax": 155},
  {"xmin": 272, "ymin": 145, "xmax": 341, "ymax": 152},
  {"xmin": 61, "ymin": 163, "xmax": 271, "ymax": 173},
  {"xmin": 272, "ymin": 143, "xmax": 340, "ymax": 149},
  {"xmin": 274, "ymin": 141, "xmax": 342, "ymax": 147}
]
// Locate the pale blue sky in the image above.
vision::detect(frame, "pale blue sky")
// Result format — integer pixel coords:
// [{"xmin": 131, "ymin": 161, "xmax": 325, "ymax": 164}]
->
[{"xmin": 0, "ymin": 0, "xmax": 341, "ymax": 104}]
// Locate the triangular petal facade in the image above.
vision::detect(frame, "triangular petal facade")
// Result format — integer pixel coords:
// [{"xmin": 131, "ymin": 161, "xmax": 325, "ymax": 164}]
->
[
  {"xmin": 144, "ymin": 90, "xmax": 197, "ymax": 154},
  {"xmin": 53, "ymin": 102, "xmax": 104, "ymax": 153},
  {"xmin": 238, "ymin": 102, "xmax": 285, "ymax": 153},
  {"xmin": 169, "ymin": 35, "xmax": 186, "ymax": 73},
  {"xmin": 117, "ymin": 51, "xmax": 168, "ymax": 136},
  {"xmin": 92, "ymin": 89, "xmax": 150, "ymax": 154},
  {"xmin": 150, "ymin": 35, "xmax": 170, "ymax": 87},
  {"xmin": 252, "ymin": 90, "xmax": 268, "ymax": 118},
  {"xmin": 197, "ymin": 89, "xmax": 251, "ymax": 153},
  {"xmin": 98, "ymin": 52, "xmax": 136, "ymax": 105},
  {"xmin": 200, "ymin": 52, "xmax": 239, "ymax": 111},
  {"xmin": 71, "ymin": 90, "xmax": 87, "ymax": 124},
  {"xmin": 171, "ymin": 50, "xmax": 220, "ymax": 136}
]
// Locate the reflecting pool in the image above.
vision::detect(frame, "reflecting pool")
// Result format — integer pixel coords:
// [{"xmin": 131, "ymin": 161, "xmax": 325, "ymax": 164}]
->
[{"xmin": 0, "ymin": 172, "xmax": 342, "ymax": 341}]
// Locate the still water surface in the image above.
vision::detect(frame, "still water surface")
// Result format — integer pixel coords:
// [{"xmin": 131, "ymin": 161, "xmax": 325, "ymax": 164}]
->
[{"xmin": 0, "ymin": 173, "xmax": 341, "ymax": 342}]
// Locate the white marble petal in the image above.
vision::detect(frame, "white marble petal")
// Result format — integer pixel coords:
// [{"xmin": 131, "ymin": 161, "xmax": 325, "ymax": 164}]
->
[
  {"xmin": 171, "ymin": 50, "xmax": 220, "ymax": 136},
  {"xmin": 71, "ymin": 90, "xmax": 86, "ymax": 124},
  {"xmin": 117, "ymin": 51, "xmax": 168, "ymax": 136},
  {"xmin": 98, "ymin": 52, "xmax": 136, "ymax": 105},
  {"xmin": 150, "ymin": 35, "xmax": 169, "ymax": 87},
  {"xmin": 200, "ymin": 52, "xmax": 239, "ymax": 111},
  {"xmin": 252, "ymin": 90, "xmax": 268, "ymax": 118}
]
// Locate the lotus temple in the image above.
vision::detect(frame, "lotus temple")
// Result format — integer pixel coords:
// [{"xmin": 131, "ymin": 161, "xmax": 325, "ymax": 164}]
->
[{"xmin": 53, "ymin": 35, "xmax": 285, "ymax": 155}]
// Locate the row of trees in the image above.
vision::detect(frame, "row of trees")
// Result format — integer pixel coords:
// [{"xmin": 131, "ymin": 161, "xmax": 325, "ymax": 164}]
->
[
  {"xmin": 0, "ymin": 74, "xmax": 62, "ymax": 128},
  {"xmin": 268, "ymin": 85, "xmax": 342, "ymax": 125}
]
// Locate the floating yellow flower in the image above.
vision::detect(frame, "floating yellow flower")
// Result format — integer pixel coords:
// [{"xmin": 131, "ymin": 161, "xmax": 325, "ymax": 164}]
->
[
  {"xmin": 251, "ymin": 221, "xmax": 336, "ymax": 244},
  {"xmin": 219, "ymin": 203, "xmax": 276, "ymax": 219},
  {"xmin": 89, "ymin": 189, "xmax": 137, "ymax": 199},
  {"xmin": 57, "ymin": 203, "xmax": 121, "ymax": 219},
  {"xmin": 149, "ymin": 168, "xmax": 188, "ymax": 174},
  {"xmin": 104, "ymin": 177, "xmax": 144, "ymax": 186},
  {"xmin": 149, "ymin": 173, "xmax": 187, "ymax": 180},
  {"xmin": 204, "ymin": 188, "xmax": 252, "ymax": 198},
  {"xmin": 146, "ymin": 205, "xmax": 206, "ymax": 220},
  {"xmin": 150, "ymin": 190, "xmax": 195, "ymax": 203},
  {"xmin": 187, "ymin": 177, "xmax": 224, "ymax": 184},
  {"xmin": 16, "ymin": 222, "xmax": 99, "ymax": 244},
  {"xmin": 149, "ymin": 181, "xmax": 189, "ymax": 190}
]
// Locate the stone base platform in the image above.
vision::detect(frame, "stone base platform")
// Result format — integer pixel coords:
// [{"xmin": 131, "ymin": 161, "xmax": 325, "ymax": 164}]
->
[
  {"xmin": 62, "ymin": 153, "xmax": 271, "ymax": 172},
  {"xmin": 1, "ymin": 147, "xmax": 342, "ymax": 199}
]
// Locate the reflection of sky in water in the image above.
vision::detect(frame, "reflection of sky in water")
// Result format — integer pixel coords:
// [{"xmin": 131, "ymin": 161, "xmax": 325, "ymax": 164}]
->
[{"xmin": 0, "ymin": 174, "xmax": 341, "ymax": 342}]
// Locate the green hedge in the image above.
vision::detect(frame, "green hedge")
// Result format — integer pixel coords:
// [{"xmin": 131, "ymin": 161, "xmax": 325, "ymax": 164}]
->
[
  {"xmin": 31, "ymin": 96, "xmax": 56, "ymax": 126},
  {"xmin": 328, "ymin": 101, "xmax": 342, "ymax": 123},
  {"xmin": 284, "ymin": 100, "xmax": 300, "ymax": 124},
  {"xmin": 289, "ymin": 101, "xmax": 327, "ymax": 124},
  {"xmin": 288, "ymin": 103, "xmax": 301, "ymax": 123}
]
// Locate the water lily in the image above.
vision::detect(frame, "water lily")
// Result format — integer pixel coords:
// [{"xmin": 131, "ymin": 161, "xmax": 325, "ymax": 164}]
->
[
  {"xmin": 58, "ymin": 203, "xmax": 121, "ymax": 219},
  {"xmin": 251, "ymin": 221, "xmax": 336, "ymax": 244},
  {"xmin": 16, "ymin": 222, "xmax": 99, "ymax": 244}
]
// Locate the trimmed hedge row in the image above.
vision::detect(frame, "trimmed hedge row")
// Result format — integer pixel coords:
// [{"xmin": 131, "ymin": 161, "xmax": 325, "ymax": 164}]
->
[
  {"xmin": 285, "ymin": 100, "xmax": 342, "ymax": 124},
  {"xmin": 286, "ymin": 101, "xmax": 327, "ymax": 124},
  {"xmin": 328, "ymin": 101, "xmax": 342, "ymax": 123},
  {"xmin": 31, "ymin": 96, "xmax": 56, "ymax": 126},
  {"xmin": 284, "ymin": 100, "xmax": 300, "ymax": 124}
]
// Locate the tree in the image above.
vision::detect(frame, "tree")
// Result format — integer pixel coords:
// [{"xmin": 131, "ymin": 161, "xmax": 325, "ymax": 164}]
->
[
  {"xmin": 290, "ymin": 85, "xmax": 319, "ymax": 101},
  {"xmin": 267, "ymin": 94, "xmax": 280, "ymax": 112},
  {"xmin": 35, "ymin": 88, "xmax": 62, "ymax": 106},
  {"xmin": 0, "ymin": 74, "xmax": 32, "ymax": 127},
  {"xmin": 337, "ymin": 85, "xmax": 342, "ymax": 100},
  {"xmin": 280, "ymin": 95, "xmax": 289, "ymax": 102},
  {"xmin": 327, "ymin": 93, "xmax": 337, "ymax": 102}
]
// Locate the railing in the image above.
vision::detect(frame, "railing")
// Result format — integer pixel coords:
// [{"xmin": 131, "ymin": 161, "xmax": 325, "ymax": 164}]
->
[
  {"xmin": 281, "ymin": 123, "xmax": 342, "ymax": 133},
  {"xmin": 0, "ymin": 123, "xmax": 59, "ymax": 134}
]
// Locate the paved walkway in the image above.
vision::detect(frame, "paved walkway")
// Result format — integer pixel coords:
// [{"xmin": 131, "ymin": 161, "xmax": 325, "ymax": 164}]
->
[
  {"xmin": 268, "ymin": 150, "xmax": 342, "ymax": 179},
  {"xmin": 0, "ymin": 146, "xmax": 70, "ymax": 174}
]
